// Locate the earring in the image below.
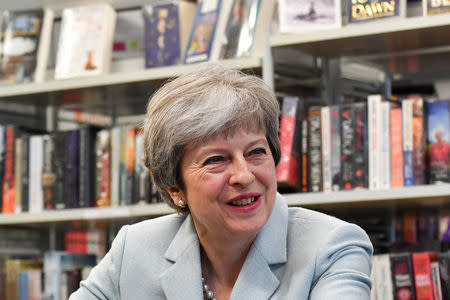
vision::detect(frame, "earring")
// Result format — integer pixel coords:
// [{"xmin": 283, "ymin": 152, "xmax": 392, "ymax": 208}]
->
[{"xmin": 178, "ymin": 198, "xmax": 185, "ymax": 207}]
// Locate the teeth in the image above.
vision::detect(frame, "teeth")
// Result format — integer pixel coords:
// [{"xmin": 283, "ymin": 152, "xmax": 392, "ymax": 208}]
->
[{"xmin": 231, "ymin": 197, "xmax": 256, "ymax": 206}]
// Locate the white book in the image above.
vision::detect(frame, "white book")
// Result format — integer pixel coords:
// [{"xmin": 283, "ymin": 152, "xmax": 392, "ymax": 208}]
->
[
  {"xmin": 321, "ymin": 106, "xmax": 332, "ymax": 193},
  {"xmin": 34, "ymin": 8, "xmax": 54, "ymax": 83},
  {"xmin": 431, "ymin": 261, "xmax": 443, "ymax": 300},
  {"xmin": 380, "ymin": 102, "xmax": 391, "ymax": 190},
  {"xmin": 374, "ymin": 254, "xmax": 394, "ymax": 300},
  {"xmin": 371, "ymin": 255, "xmax": 379, "ymax": 300},
  {"xmin": 29, "ymin": 135, "xmax": 43, "ymax": 213},
  {"xmin": 209, "ymin": 0, "xmax": 233, "ymax": 61},
  {"xmin": 368, "ymin": 95, "xmax": 382, "ymax": 190},
  {"xmin": 54, "ymin": 3, "xmax": 116, "ymax": 79},
  {"xmin": 110, "ymin": 127, "xmax": 121, "ymax": 207},
  {"xmin": 278, "ymin": 0, "xmax": 342, "ymax": 33}
]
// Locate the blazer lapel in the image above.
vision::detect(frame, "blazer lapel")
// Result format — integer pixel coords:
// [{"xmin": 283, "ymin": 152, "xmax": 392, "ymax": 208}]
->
[
  {"xmin": 160, "ymin": 215, "xmax": 204, "ymax": 300},
  {"xmin": 230, "ymin": 193, "xmax": 288, "ymax": 299}
]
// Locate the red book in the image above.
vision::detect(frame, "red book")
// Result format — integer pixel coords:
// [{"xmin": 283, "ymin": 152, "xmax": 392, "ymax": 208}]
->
[{"xmin": 412, "ymin": 252, "xmax": 437, "ymax": 300}]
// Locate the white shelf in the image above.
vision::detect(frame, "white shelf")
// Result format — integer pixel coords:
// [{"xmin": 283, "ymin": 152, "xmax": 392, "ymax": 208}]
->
[
  {"xmin": 0, "ymin": 57, "xmax": 262, "ymax": 98},
  {"xmin": 284, "ymin": 183, "xmax": 450, "ymax": 208},
  {"xmin": 271, "ymin": 14, "xmax": 450, "ymax": 57},
  {"xmin": 1, "ymin": 184, "xmax": 449, "ymax": 225}
]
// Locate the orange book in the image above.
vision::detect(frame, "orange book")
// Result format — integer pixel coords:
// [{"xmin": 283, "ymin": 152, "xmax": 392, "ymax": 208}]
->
[
  {"xmin": 2, "ymin": 126, "xmax": 16, "ymax": 213},
  {"xmin": 390, "ymin": 108, "xmax": 404, "ymax": 188}
]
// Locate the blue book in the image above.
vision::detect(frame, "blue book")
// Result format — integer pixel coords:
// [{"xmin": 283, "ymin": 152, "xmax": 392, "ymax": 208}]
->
[
  {"xmin": 143, "ymin": 3, "xmax": 181, "ymax": 68},
  {"xmin": 18, "ymin": 272, "xmax": 29, "ymax": 300},
  {"xmin": 184, "ymin": 0, "xmax": 222, "ymax": 64}
]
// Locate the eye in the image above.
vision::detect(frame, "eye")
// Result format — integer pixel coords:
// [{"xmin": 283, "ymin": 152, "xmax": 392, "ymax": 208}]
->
[
  {"xmin": 203, "ymin": 156, "xmax": 224, "ymax": 165},
  {"xmin": 249, "ymin": 148, "xmax": 266, "ymax": 156}
]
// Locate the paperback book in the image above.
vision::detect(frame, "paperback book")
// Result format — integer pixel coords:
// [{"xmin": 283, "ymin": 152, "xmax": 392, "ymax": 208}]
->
[
  {"xmin": 347, "ymin": 0, "xmax": 406, "ymax": 24},
  {"xmin": 423, "ymin": 0, "xmax": 450, "ymax": 16}
]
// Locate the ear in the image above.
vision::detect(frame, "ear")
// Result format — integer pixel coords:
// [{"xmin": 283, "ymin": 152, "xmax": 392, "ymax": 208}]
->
[{"xmin": 165, "ymin": 187, "xmax": 185, "ymax": 206}]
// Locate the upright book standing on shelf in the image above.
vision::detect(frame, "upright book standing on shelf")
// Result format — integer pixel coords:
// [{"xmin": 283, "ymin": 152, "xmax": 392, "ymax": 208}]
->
[
  {"xmin": 423, "ymin": 0, "xmax": 450, "ymax": 16},
  {"xmin": 278, "ymin": 0, "xmax": 342, "ymax": 33},
  {"xmin": 184, "ymin": 0, "xmax": 223, "ymax": 64},
  {"xmin": 0, "ymin": 9, "xmax": 52, "ymax": 84},
  {"xmin": 54, "ymin": 3, "xmax": 116, "ymax": 79},
  {"xmin": 346, "ymin": 0, "xmax": 406, "ymax": 24}
]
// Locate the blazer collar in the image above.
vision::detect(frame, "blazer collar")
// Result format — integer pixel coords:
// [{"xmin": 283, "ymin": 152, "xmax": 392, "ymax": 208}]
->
[{"xmin": 160, "ymin": 193, "xmax": 288, "ymax": 300}]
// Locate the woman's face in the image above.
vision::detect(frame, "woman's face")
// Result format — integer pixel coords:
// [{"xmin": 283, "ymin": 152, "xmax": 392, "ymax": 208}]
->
[{"xmin": 174, "ymin": 126, "xmax": 277, "ymax": 241}]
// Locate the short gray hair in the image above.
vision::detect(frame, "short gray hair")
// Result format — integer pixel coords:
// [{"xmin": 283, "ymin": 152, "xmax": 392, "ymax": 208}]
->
[{"xmin": 143, "ymin": 65, "xmax": 280, "ymax": 213}]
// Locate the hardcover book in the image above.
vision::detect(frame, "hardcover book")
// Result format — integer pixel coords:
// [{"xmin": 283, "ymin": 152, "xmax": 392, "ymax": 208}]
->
[
  {"xmin": 65, "ymin": 130, "xmax": 79, "ymax": 209},
  {"xmin": 42, "ymin": 134, "xmax": 56, "ymax": 210},
  {"xmin": 143, "ymin": 2, "xmax": 181, "ymax": 68},
  {"xmin": 347, "ymin": 0, "xmax": 406, "ymax": 24},
  {"xmin": 390, "ymin": 253, "xmax": 416, "ymax": 300},
  {"xmin": 278, "ymin": 0, "xmax": 342, "ymax": 33},
  {"xmin": 329, "ymin": 105, "xmax": 341, "ymax": 191},
  {"xmin": 54, "ymin": 3, "xmax": 116, "ymax": 79},
  {"xmin": 426, "ymin": 100, "xmax": 450, "ymax": 183},
  {"xmin": 380, "ymin": 101, "xmax": 391, "ymax": 190},
  {"xmin": 353, "ymin": 103, "xmax": 369, "ymax": 189},
  {"xmin": 411, "ymin": 97, "xmax": 426, "ymax": 185},
  {"xmin": 0, "ymin": 10, "xmax": 44, "ymax": 84},
  {"xmin": 423, "ymin": 0, "xmax": 450, "ymax": 16},
  {"xmin": 134, "ymin": 129, "xmax": 150, "ymax": 204},
  {"xmin": 402, "ymin": 99, "xmax": 414, "ymax": 187},
  {"xmin": 184, "ymin": 0, "xmax": 222, "ymax": 64},
  {"xmin": 94, "ymin": 129, "xmax": 110, "ymax": 207},
  {"xmin": 53, "ymin": 132, "xmax": 67, "ymax": 210},
  {"xmin": 29, "ymin": 135, "xmax": 43, "ymax": 213},
  {"xmin": 412, "ymin": 252, "xmax": 438, "ymax": 300},
  {"xmin": 20, "ymin": 135, "xmax": 29, "ymax": 212},
  {"xmin": 390, "ymin": 107, "xmax": 404, "ymax": 188},
  {"xmin": 340, "ymin": 104, "xmax": 355, "ymax": 190},
  {"xmin": 2, "ymin": 125, "xmax": 16, "ymax": 214},
  {"xmin": 321, "ymin": 106, "xmax": 332, "ymax": 193}
]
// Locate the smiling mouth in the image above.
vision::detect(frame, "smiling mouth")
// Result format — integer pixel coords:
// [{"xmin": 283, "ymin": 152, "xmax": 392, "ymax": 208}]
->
[{"xmin": 229, "ymin": 196, "xmax": 258, "ymax": 206}]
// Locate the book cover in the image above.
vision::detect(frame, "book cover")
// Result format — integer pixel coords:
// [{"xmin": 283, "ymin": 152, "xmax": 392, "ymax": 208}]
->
[
  {"xmin": 222, "ymin": 0, "xmax": 261, "ymax": 59},
  {"xmin": 278, "ymin": 0, "xmax": 342, "ymax": 33},
  {"xmin": 184, "ymin": 0, "xmax": 222, "ymax": 64},
  {"xmin": 347, "ymin": 0, "xmax": 406, "ymax": 23},
  {"xmin": 390, "ymin": 107, "xmax": 404, "ymax": 188},
  {"xmin": 29, "ymin": 135, "xmax": 43, "ymax": 213},
  {"xmin": 329, "ymin": 105, "xmax": 341, "ymax": 191},
  {"xmin": 402, "ymin": 99, "xmax": 414, "ymax": 187},
  {"xmin": 277, "ymin": 96, "xmax": 301, "ymax": 189},
  {"xmin": 112, "ymin": 9, "xmax": 144, "ymax": 60},
  {"xmin": 412, "ymin": 252, "xmax": 437, "ymax": 300},
  {"xmin": 354, "ymin": 102, "xmax": 369, "ymax": 189},
  {"xmin": 308, "ymin": 106, "xmax": 322, "ymax": 192},
  {"xmin": 2, "ymin": 125, "xmax": 16, "ymax": 214},
  {"xmin": 95, "ymin": 129, "xmax": 110, "ymax": 207},
  {"xmin": 340, "ymin": 104, "xmax": 355, "ymax": 190},
  {"xmin": 54, "ymin": 3, "xmax": 116, "ymax": 79},
  {"xmin": 426, "ymin": 100, "xmax": 449, "ymax": 183},
  {"xmin": 390, "ymin": 253, "xmax": 416, "ymax": 300},
  {"xmin": 423, "ymin": 0, "xmax": 450, "ymax": 16},
  {"xmin": 143, "ymin": 2, "xmax": 181, "ymax": 68},
  {"xmin": 0, "ymin": 10, "xmax": 44, "ymax": 84}
]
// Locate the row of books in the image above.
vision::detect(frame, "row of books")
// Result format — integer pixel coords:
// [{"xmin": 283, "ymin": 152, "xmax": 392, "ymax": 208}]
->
[
  {"xmin": 276, "ymin": 96, "xmax": 450, "ymax": 192},
  {"xmin": 0, "ymin": 252, "xmax": 96, "ymax": 300},
  {"xmin": 0, "ymin": 124, "xmax": 162, "ymax": 215},
  {"xmin": 371, "ymin": 250, "xmax": 450, "ymax": 300},
  {"xmin": 278, "ymin": 0, "xmax": 450, "ymax": 34},
  {"xmin": 0, "ymin": 0, "xmax": 272, "ymax": 84}
]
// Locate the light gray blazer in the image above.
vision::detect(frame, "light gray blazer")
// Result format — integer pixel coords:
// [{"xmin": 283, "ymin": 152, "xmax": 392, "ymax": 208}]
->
[{"xmin": 69, "ymin": 193, "xmax": 373, "ymax": 299}]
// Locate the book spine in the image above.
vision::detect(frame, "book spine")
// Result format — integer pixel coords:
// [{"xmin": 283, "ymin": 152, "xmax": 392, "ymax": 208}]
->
[
  {"xmin": 321, "ymin": 106, "xmax": 332, "ymax": 193},
  {"xmin": 21, "ymin": 135, "xmax": 29, "ymax": 212},
  {"xmin": 119, "ymin": 127, "xmax": 128, "ymax": 205},
  {"xmin": 390, "ymin": 108, "xmax": 404, "ymax": 188},
  {"xmin": 431, "ymin": 261, "xmax": 443, "ymax": 300},
  {"xmin": 110, "ymin": 127, "xmax": 121, "ymax": 206},
  {"xmin": 2, "ymin": 126, "xmax": 16, "ymax": 214},
  {"xmin": 308, "ymin": 106, "xmax": 322, "ymax": 192},
  {"xmin": 368, "ymin": 95, "xmax": 381, "ymax": 190},
  {"xmin": 412, "ymin": 98, "xmax": 426, "ymax": 185},
  {"xmin": 402, "ymin": 99, "xmax": 414, "ymax": 187},
  {"xmin": 340, "ymin": 104, "xmax": 355, "ymax": 190},
  {"xmin": 353, "ymin": 103, "xmax": 368, "ymax": 189},
  {"xmin": 53, "ymin": 132, "xmax": 66, "ymax": 210},
  {"xmin": 42, "ymin": 134, "xmax": 55, "ymax": 210},
  {"xmin": 380, "ymin": 102, "xmax": 391, "ymax": 189},
  {"xmin": 65, "ymin": 130, "xmax": 80, "ymax": 209},
  {"xmin": 14, "ymin": 137, "xmax": 23, "ymax": 213},
  {"xmin": 79, "ymin": 127, "xmax": 95, "ymax": 208},
  {"xmin": 95, "ymin": 130, "xmax": 111, "ymax": 207},
  {"xmin": 390, "ymin": 253, "xmax": 416, "ymax": 300},
  {"xmin": 301, "ymin": 119, "xmax": 309, "ymax": 192},
  {"xmin": 29, "ymin": 135, "xmax": 43, "ymax": 213},
  {"xmin": 0, "ymin": 125, "xmax": 5, "ymax": 210},
  {"xmin": 412, "ymin": 252, "xmax": 435, "ymax": 300},
  {"xmin": 375, "ymin": 254, "xmax": 394, "ymax": 300},
  {"xmin": 329, "ymin": 105, "xmax": 341, "ymax": 191},
  {"xmin": 125, "ymin": 128, "xmax": 136, "ymax": 205}
]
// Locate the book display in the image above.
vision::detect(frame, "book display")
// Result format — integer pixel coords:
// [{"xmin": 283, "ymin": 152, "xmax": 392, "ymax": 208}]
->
[{"xmin": 0, "ymin": 0, "xmax": 450, "ymax": 298}]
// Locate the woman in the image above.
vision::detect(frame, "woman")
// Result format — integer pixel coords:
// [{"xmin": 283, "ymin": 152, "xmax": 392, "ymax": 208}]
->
[{"xmin": 70, "ymin": 66, "xmax": 372, "ymax": 299}]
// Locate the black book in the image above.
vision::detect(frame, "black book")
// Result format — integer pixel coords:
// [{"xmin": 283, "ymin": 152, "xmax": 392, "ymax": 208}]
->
[
  {"xmin": 389, "ymin": 253, "xmax": 416, "ymax": 300},
  {"xmin": 53, "ymin": 132, "xmax": 67, "ymax": 210},
  {"xmin": 353, "ymin": 102, "xmax": 368, "ymax": 188},
  {"xmin": 340, "ymin": 104, "xmax": 355, "ymax": 190},
  {"xmin": 65, "ymin": 130, "xmax": 80, "ymax": 209},
  {"xmin": 21, "ymin": 134, "xmax": 30, "ymax": 212},
  {"xmin": 79, "ymin": 126, "xmax": 96, "ymax": 208}
]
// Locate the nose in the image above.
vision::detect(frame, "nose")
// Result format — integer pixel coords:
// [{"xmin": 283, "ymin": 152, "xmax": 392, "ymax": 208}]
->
[{"xmin": 229, "ymin": 157, "xmax": 255, "ymax": 187}]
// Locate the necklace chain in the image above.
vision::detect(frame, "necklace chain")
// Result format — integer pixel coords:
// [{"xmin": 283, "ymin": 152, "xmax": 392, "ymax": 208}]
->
[{"xmin": 202, "ymin": 275, "xmax": 217, "ymax": 300}]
